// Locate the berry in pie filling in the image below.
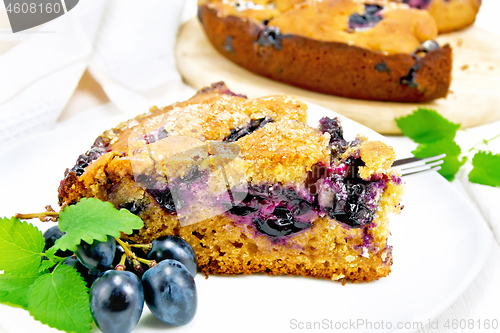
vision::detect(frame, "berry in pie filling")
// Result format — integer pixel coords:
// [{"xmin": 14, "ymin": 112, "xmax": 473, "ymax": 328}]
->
[{"xmin": 58, "ymin": 82, "xmax": 403, "ymax": 283}]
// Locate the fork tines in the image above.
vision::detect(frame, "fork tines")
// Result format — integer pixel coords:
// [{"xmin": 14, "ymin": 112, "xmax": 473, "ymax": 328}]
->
[{"xmin": 392, "ymin": 154, "xmax": 446, "ymax": 176}]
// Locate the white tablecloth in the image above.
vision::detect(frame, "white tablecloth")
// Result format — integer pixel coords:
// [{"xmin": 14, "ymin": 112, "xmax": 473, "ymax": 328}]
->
[{"xmin": 0, "ymin": 0, "xmax": 499, "ymax": 332}]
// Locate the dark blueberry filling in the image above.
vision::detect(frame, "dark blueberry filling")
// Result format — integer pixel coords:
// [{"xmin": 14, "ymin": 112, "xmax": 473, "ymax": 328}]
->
[
  {"xmin": 319, "ymin": 117, "xmax": 347, "ymax": 149},
  {"xmin": 402, "ymin": 0, "xmax": 432, "ymax": 10},
  {"xmin": 374, "ymin": 61, "xmax": 391, "ymax": 74},
  {"xmin": 147, "ymin": 187, "xmax": 176, "ymax": 213},
  {"xmin": 70, "ymin": 146, "xmax": 109, "ymax": 176},
  {"xmin": 400, "ymin": 54, "xmax": 422, "ymax": 88},
  {"xmin": 224, "ymin": 184, "xmax": 315, "ymax": 240},
  {"xmin": 253, "ymin": 214, "xmax": 311, "ymax": 239},
  {"xmin": 365, "ymin": 4, "xmax": 383, "ymax": 15},
  {"xmin": 220, "ymin": 88, "xmax": 247, "ymax": 98},
  {"xmin": 145, "ymin": 168, "xmax": 206, "ymax": 214},
  {"xmin": 223, "ymin": 117, "xmax": 273, "ymax": 142},
  {"xmin": 288, "ymin": 199, "xmax": 312, "ymax": 216},
  {"xmin": 199, "ymin": 82, "xmax": 248, "ymax": 98},
  {"xmin": 319, "ymin": 116, "xmax": 350, "ymax": 160},
  {"xmin": 419, "ymin": 40, "xmax": 439, "ymax": 53},
  {"xmin": 223, "ymin": 36, "xmax": 234, "ymax": 53},
  {"xmin": 118, "ymin": 201, "xmax": 144, "ymax": 215},
  {"xmin": 228, "ymin": 205, "xmax": 258, "ymax": 216},
  {"xmin": 257, "ymin": 27, "xmax": 285, "ymax": 50},
  {"xmin": 224, "ymin": 154, "xmax": 386, "ymax": 238},
  {"xmin": 348, "ymin": 4, "xmax": 383, "ymax": 31},
  {"xmin": 248, "ymin": 184, "xmax": 307, "ymax": 202},
  {"xmin": 324, "ymin": 157, "xmax": 384, "ymax": 227}
]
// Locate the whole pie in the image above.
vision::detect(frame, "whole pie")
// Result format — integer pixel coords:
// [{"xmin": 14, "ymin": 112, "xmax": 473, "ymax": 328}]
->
[{"xmin": 198, "ymin": 0, "xmax": 452, "ymax": 102}]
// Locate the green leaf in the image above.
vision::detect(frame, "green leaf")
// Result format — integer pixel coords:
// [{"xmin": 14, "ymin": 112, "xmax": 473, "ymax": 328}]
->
[
  {"xmin": 412, "ymin": 139, "xmax": 464, "ymax": 181},
  {"xmin": 38, "ymin": 259, "xmax": 57, "ymax": 273},
  {"xmin": 395, "ymin": 108, "xmax": 460, "ymax": 144},
  {"xmin": 49, "ymin": 198, "xmax": 143, "ymax": 255},
  {"xmin": 0, "ymin": 217, "xmax": 45, "ymax": 275},
  {"xmin": 27, "ymin": 265, "xmax": 92, "ymax": 333},
  {"xmin": 469, "ymin": 151, "xmax": 500, "ymax": 187},
  {"xmin": 0, "ymin": 271, "xmax": 45, "ymax": 308}
]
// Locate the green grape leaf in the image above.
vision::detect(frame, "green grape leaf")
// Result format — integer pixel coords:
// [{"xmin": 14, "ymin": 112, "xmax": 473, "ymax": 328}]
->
[
  {"xmin": 412, "ymin": 139, "xmax": 464, "ymax": 181},
  {"xmin": 469, "ymin": 151, "xmax": 500, "ymax": 187},
  {"xmin": 395, "ymin": 108, "xmax": 460, "ymax": 144},
  {"xmin": 27, "ymin": 265, "xmax": 92, "ymax": 333},
  {"xmin": 0, "ymin": 217, "xmax": 44, "ymax": 275},
  {"xmin": 38, "ymin": 258, "xmax": 57, "ymax": 273},
  {"xmin": 48, "ymin": 198, "xmax": 143, "ymax": 256},
  {"xmin": 0, "ymin": 271, "xmax": 45, "ymax": 308}
]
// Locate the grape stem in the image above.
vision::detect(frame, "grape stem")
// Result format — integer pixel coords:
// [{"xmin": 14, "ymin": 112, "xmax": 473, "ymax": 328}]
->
[
  {"xmin": 114, "ymin": 238, "xmax": 156, "ymax": 268},
  {"xmin": 130, "ymin": 244, "xmax": 152, "ymax": 251},
  {"xmin": 115, "ymin": 253, "xmax": 127, "ymax": 271},
  {"xmin": 16, "ymin": 206, "xmax": 59, "ymax": 222}
]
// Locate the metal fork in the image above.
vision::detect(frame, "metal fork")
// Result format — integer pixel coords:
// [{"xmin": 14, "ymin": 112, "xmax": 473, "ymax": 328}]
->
[{"xmin": 392, "ymin": 154, "xmax": 446, "ymax": 176}]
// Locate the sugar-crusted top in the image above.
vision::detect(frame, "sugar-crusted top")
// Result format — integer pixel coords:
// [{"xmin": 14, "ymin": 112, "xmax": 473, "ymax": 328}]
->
[
  {"xmin": 89, "ymin": 82, "xmax": 395, "ymax": 187},
  {"xmin": 237, "ymin": 119, "xmax": 331, "ymax": 184},
  {"xmin": 101, "ymin": 84, "xmax": 307, "ymax": 153},
  {"xmin": 239, "ymin": 95, "xmax": 308, "ymax": 123}
]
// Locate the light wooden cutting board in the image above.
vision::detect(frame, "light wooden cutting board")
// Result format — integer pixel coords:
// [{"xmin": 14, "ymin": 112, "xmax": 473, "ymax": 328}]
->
[{"xmin": 175, "ymin": 18, "xmax": 500, "ymax": 134}]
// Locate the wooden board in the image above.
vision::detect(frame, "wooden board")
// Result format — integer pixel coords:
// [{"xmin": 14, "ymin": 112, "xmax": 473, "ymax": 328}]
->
[{"xmin": 175, "ymin": 18, "xmax": 500, "ymax": 134}]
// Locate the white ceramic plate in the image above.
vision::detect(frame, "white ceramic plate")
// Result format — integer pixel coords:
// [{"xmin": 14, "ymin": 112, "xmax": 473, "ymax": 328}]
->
[{"xmin": 0, "ymin": 103, "xmax": 492, "ymax": 333}]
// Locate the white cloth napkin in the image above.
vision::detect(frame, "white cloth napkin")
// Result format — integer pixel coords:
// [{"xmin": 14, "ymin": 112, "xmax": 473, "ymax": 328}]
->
[
  {"xmin": 0, "ymin": 0, "xmax": 105, "ymax": 153},
  {"xmin": 0, "ymin": 0, "xmax": 192, "ymax": 154},
  {"xmin": 88, "ymin": 0, "xmax": 194, "ymax": 116}
]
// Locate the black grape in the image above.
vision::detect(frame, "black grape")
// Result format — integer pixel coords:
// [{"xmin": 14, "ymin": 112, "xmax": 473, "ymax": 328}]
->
[
  {"xmin": 142, "ymin": 260, "xmax": 197, "ymax": 326},
  {"xmin": 90, "ymin": 270, "xmax": 144, "ymax": 333},
  {"xmin": 75, "ymin": 236, "xmax": 116, "ymax": 271},
  {"xmin": 147, "ymin": 235, "xmax": 197, "ymax": 276}
]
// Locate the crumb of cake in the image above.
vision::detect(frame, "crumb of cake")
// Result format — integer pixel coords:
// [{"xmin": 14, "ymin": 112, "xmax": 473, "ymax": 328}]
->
[
  {"xmin": 357, "ymin": 140, "xmax": 396, "ymax": 179},
  {"xmin": 461, "ymin": 64, "xmax": 469, "ymax": 71}
]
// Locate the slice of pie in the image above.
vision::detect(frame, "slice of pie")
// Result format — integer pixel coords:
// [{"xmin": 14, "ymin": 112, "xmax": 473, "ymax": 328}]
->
[{"xmin": 58, "ymin": 82, "xmax": 404, "ymax": 283}]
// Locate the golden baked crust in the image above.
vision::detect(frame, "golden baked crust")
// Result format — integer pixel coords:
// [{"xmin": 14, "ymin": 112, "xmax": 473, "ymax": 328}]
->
[
  {"xmin": 237, "ymin": 120, "xmax": 331, "ymax": 184},
  {"xmin": 58, "ymin": 82, "xmax": 404, "ymax": 283},
  {"xmin": 198, "ymin": 0, "xmax": 452, "ymax": 102}
]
